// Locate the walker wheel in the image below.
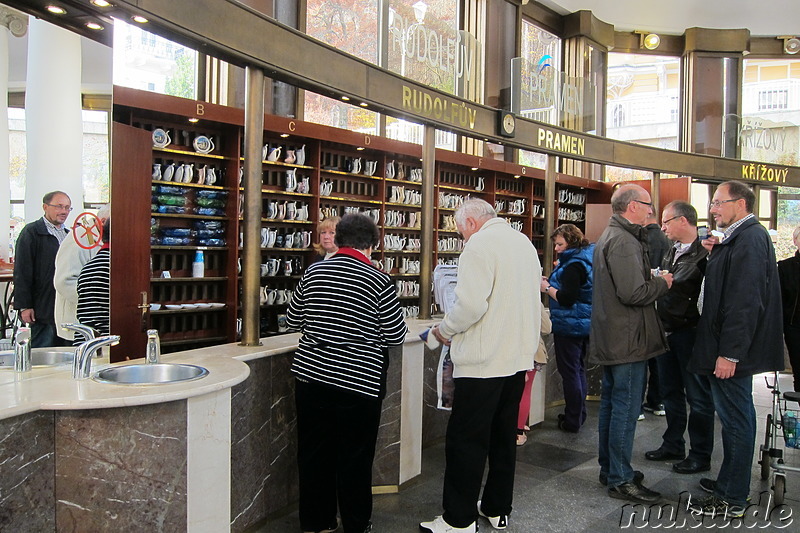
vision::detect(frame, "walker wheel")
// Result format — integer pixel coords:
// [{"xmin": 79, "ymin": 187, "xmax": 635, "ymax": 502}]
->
[{"xmin": 773, "ymin": 475, "xmax": 786, "ymax": 506}]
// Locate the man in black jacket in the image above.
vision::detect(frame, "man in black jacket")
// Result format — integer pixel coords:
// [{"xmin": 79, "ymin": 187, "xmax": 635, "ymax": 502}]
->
[
  {"xmin": 689, "ymin": 181, "xmax": 784, "ymax": 518},
  {"xmin": 645, "ymin": 201, "xmax": 714, "ymax": 475},
  {"xmin": 13, "ymin": 191, "xmax": 71, "ymax": 347}
]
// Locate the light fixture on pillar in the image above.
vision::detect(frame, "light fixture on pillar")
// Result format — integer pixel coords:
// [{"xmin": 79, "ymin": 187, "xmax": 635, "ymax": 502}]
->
[
  {"xmin": 779, "ymin": 36, "xmax": 800, "ymax": 55},
  {"xmin": 635, "ymin": 31, "xmax": 661, "ymax": 51},
  {"xmin": 412, "ymin": 1, "xmax": 428, "ymax": 24}
]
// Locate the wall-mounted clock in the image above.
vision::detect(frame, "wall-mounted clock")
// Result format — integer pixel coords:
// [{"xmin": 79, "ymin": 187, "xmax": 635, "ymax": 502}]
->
[{"xmin": 498, "ymin": 111, "xmax": 516, "ymax": 138}]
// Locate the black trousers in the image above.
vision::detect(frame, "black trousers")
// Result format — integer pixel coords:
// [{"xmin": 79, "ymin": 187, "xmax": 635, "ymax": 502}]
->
[
  {"xmin": 295, "ymin": 379, "xmax": 382, "ymax": 533},
  {"xmin": 442, "ymin": 371, "xmax": 525, "ymax": 528},
  {"xmin": 784, "ymin": 325, "xmax": 800, "ymax": 391}
]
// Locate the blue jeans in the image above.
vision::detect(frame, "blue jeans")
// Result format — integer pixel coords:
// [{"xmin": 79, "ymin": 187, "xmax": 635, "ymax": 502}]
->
[
  {"xmin": 598, "ymin": 360, "xmax": 647, "ymax": 487},
  {"xmin": 553, "ymin": 335, "xmax": 588, "ymax": 431},
  {"xmin": 656, "ymin": 327, "xmax": 715, "ymax": 463},
  {"xmin": 31, "ymin": 322, "xmax": 67, "ymax": 348},
  {"xmin": 708, "ymin": 375, "xmax": 756, "ymax": 507}
]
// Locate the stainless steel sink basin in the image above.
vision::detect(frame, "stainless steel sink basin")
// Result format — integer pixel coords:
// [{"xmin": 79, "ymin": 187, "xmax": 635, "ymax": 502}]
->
[
  {"xmin": 0, "ymin": 348, "xmax": 75, "ymax": 369},
  {"xmin": 93, "ymin": 363, "xmax": 209, "ymax": 385}
]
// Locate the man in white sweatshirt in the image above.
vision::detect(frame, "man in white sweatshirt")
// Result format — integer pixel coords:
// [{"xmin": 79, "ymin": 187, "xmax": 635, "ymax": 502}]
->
[{"xmin": 421, "ymin": 199, "xmax": 542, "ymax": 533}]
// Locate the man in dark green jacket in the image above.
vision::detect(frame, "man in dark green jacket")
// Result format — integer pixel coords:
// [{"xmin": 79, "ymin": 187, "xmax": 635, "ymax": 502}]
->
[
  {"xmin": 590, "ymin": 183, "xmax": 672, "ymax": 504},
  {"xmin": 689, "ymin": 181, "xmax": 783, "ymax": 518}
]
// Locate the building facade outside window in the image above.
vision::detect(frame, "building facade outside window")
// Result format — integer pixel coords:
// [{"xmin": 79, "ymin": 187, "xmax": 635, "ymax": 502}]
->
[
  {"xmin": 605, "ymin": 53, "xmax": 680, "ymax": 181},
  {"xmin": 741, "ymin": 58, "xmax": 800, "ymax": 258}
]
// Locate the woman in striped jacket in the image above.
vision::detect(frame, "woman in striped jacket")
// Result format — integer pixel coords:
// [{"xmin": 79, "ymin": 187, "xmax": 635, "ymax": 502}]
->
[{"xmin": 287, "ymin": 213, "xmax": 407, "ymax": 533}]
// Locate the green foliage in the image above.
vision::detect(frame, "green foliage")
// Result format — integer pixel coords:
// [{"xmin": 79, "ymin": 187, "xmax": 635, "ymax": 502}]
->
[{"xmin": 164, "ymin": 54, "xmax": 196, "ymax": 100}]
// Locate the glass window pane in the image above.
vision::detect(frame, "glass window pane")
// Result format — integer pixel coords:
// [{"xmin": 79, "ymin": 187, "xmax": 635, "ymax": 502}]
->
[
  {"xmin": 606, "ymin": 53, "xmax": 679, "ymax": 150},
  {"xmin": 304, "ymin": 93, "xmax": 378, "ymax": 134},
  {"xmin": 112, "ymin": 19, "xmax": 197, "ymax": 99},
  {"xmin": 517, "ymin": 20, "xmax": 561, "ymax": 168},
  {"xmin": 740, "ymin": 58, "xmax": 800, "ymax": 166}
]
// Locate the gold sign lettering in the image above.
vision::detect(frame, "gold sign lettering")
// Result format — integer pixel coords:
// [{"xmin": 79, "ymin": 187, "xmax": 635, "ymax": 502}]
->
[
  {"xmin": 536, "ymin": 127, "xmax": 585, "ymax": 156},
  {"xmin": 196, "ymin": 103, "xmax": 205, "ymax": 116},
  {"xmin": 288, "ymin": 121, "xmax": 296, "ymax": 132},
  {"xmin": 741, "ymin": 162, "xmax": 789, "ymax": 183},
  {"xmin": 364, "ymin": 135, "xmax": 371, "ymax": 145},
  {"xmin": 401, "ymin": 85, "xmax": 477, "ymax": 130}
]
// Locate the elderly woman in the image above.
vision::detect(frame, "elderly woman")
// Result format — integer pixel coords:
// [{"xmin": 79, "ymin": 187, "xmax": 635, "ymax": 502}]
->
[
  {"xmin": 540, "ymin": 223, "xmax": 594, "ymax": 433},
  {"xmin": 778, "ymin": 225, "xmax": 800, "ymax": 392},
  {"xmin": 312, "ymin": 216, "xmax": 340, "ymax": 260},
  {"xmin": 287, "ymin": 213, "xmax": 408, "ymax": 533}
]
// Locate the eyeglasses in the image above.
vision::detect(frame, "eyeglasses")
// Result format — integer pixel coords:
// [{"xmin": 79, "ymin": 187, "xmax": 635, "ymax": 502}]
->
[
  {"xmin": 45, "ymin": 204, "xmax": 73, "ymax": 211},
  {"xmin": 632, "ymin": 199, "xmax": 653, "ymax": 207},
  {"xmin": 661, "ymin": 215, "xmax": 682, "ymax": 224},
  {"xmin": 709, "ymin": 198, "xmax": 740, "ymax": 209}
]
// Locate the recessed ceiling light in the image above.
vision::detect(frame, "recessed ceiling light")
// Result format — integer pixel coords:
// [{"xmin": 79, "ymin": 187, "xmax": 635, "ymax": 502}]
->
[
  {"xmin": 280, "ymin": 133, "xmax": 290, "ymax": 138},
  {"xmin": 513, "ymin": 175, "xmax": 520, "ymax": 179},
  {"xmin": 45, "ymin": 5, "xmax": 67, "ymax": 15},
  {"xmin": 188, "ymin": 118, "xmax": 199, "ymax": 123},
  {"xmin": 471, "ymin": 167, "xmax": 478, "ymax": 171},
  {"xmin": 359, "ymin": 102, "xmax": 368, "ymax": 107},
  {"xmin": 341, "ymin": 96, "xmax": 350, "ymax": 101},
  {"xmin": 90, "ymin": 0, "xmax": 112, "ymax": 7},
  {"xmin": 356, "ymin": 147, "xmax": 365, "ymax": 151},
  {"xmin": 85, "ymin": 21, "xmax": 104, "ymax": 30},
  {"xmin": 131, "ymin": 15, "xmax": 148, "ymax": 24}
]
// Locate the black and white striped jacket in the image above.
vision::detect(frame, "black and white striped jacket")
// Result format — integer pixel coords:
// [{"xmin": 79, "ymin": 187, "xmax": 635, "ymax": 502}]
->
[{"xmin": 287, "ymin": 250, "xmax": 408, "ymax": 399}]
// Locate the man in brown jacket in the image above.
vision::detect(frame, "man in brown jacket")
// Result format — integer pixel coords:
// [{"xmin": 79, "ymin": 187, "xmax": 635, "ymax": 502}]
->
[{"xmin": 590, "ymin": 184, "xmax": 672, "ymax": 504}]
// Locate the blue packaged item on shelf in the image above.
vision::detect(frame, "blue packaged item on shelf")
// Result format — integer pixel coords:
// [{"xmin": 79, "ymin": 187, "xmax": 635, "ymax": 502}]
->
[
  {"xmin": 156, "ymin": 205, "xmax": 188, "ymax": 214},
  {"xmin": 152, "ymin": 184, "xmax": 188, "ymax": 195},
  {"xmin": 193, "ymin": 220, "xmax": 224, "ymax": 230},
  {"xmin": 160, "ymin": 236, "xmax": 194, "ymax": 246},
  {"xmin": 197, "ymin": 238, "xmax": 226, "ymax": 247},
  {"xmin": 195, "ymin": 229, "xmax": 226, "ymax": 239},
  {"xmin": 161, "ymin": 228, "xmax": 193, "ymax": 237},
  {"xmin": 194, "ymin": 207, "xmax": 225, "ymax": 217},
  {"xmin": 196, "ymin": 190, "xmax": 228, "ymax": 199}
]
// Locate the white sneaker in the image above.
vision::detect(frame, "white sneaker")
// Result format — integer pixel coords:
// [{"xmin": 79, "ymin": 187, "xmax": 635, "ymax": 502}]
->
[
  {"xmin": 419, "ymin": 515, "xmax": 476, "ymax": 532},
  {"xmin": 477, "ymin": 500, "xmax": 508, "ymax": 530},
  {"xmin": 637, "ymin": 413, "xmax": 646, "ymax": 421}
]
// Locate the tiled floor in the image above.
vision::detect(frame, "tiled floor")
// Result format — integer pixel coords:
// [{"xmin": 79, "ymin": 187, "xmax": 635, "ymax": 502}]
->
[{"xmin": 256, "ymin": 372, "xmax": 800, "ymax": 532}]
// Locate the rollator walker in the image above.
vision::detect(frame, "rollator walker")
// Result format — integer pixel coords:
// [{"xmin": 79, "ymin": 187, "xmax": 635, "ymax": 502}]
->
[{"xmin": 759, "ymin": 372, "xmax": 800, "ymax": 505}]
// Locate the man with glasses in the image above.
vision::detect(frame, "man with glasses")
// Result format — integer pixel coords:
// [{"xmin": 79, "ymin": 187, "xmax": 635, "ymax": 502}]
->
[
  {"xmin": 645, "ymin": 201, "xmax": 714, "ymax": 476},
  {"xmin": 13, "ymin": 191, "xmax": 72, "ymax": 347},
  {"xmin": 590, "ymin": 184, "xmax": 672, "ymax": 504},
  {"xmin": 688, "ymin": 181, "xmax": 783, "ymax": 517}
]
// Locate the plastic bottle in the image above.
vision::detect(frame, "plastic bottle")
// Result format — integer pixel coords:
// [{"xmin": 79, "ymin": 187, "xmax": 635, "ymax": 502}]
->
[{"xmin": 192, "ymin": 250, "xmax": 205, "ymax": 278}]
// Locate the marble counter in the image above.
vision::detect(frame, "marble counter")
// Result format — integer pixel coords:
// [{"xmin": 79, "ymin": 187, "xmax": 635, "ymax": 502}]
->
[{"xmin": 0, "ymin": 320, "xmax": 433, "ymax": 533}]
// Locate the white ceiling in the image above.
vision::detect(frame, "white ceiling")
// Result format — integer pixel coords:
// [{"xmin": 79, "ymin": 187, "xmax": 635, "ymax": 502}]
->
[{"xmin": 538, "ymin": 0, "xmax": 800, "ymax": 37}]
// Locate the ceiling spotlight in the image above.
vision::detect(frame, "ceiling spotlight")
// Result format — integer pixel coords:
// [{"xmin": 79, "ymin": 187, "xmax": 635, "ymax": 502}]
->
[
  {"xmin": 636, "ymin": 31, "xmax": 660, "ymax": 50},
  {"xmin": 90, "ymin": 0, "xmax": 112, "ymax": 7},
  {"xmin": 780, "ymin": 36, "xmax": 800, "ymax": 55},
  {"xmin": 188, "ymin": 118, "xmax": 199, "ymax": 123},
  {"xmin": 45, "ymin": 5, "xmax": 67, "ymax": 15},
  {"xmin": 356, "ymin": 147, "xmax": 365, "ymax": 151},
  {"xmin": 85, "ymin": 21, "xmax": 104, "ymax": 30},
  {"xmin": 359, "ymin": 102, "xmax": 368, "ymax": 107},
  {"xmin": 470, "ymin": 167, "xmax": 478, "ymax": 171},
  {"xmin": 341, "ymin": 96, "xmax": 350, "ymax": 101},
  {"xmin": 131, "ymin": 15, "xmax": 149, "ymax": 24},
  {"xmin": 280, "ymin": 133, "xmax": 290, "ymax": 138}
]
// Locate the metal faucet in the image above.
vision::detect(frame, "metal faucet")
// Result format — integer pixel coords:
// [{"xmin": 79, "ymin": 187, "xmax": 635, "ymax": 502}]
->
[
  {"xmin": 14, "ymin": 327, "xmax": 31, "ymax": 373},
  {"xmin": 61, "ymin": 323, "xmax": 99, "ymax": 343},
  {"xmin": 145, "ymin": 329, "xmax": 161, "ymax": 364},
  {"xmin": 73, "ymin": 335, "xmax": 120, "ymax": 380}
]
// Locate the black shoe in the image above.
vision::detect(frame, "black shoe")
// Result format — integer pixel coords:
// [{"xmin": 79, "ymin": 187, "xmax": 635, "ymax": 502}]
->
[
  {"xmin": 608, "ymin": 481, "xmax": 661, "ymax": 504},
  {"xmin": 673, "ymin": 458, "xmax": 711, "ymax": 474},
  {"xmin": 599, "ymin": 470, "xmax": 644, "ymax": 487},
  {"xmin": 645, "ymin": 447, "xmax": 685, "ymax": 461},
  {"xmin": 699, "ymin": 478, "xmax": 715, "ymax": 494},
  {"xmin": 558, "ymin": 418, "xmax": 579, "ymax": 433}
]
